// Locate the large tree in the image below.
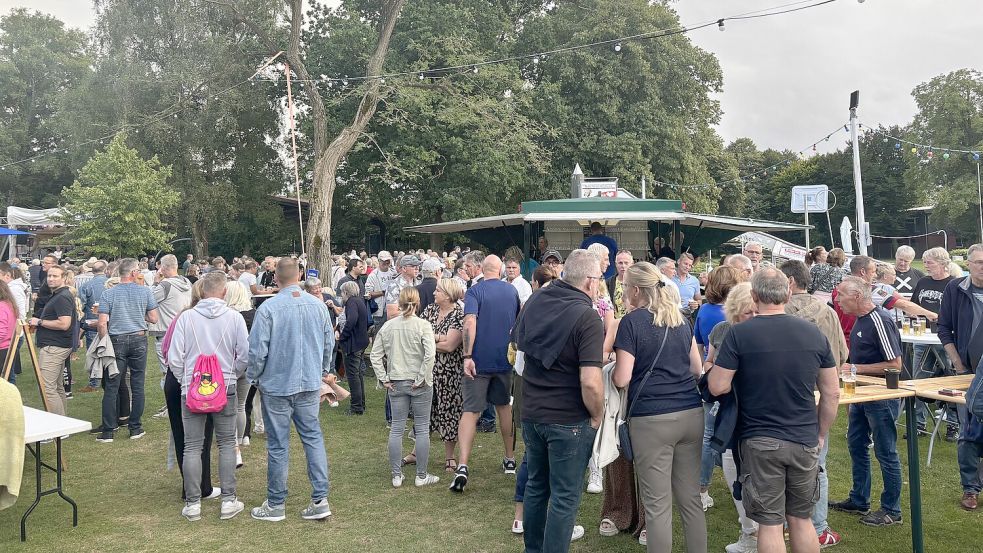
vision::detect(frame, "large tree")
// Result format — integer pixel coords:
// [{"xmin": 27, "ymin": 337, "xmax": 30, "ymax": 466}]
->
[
  {"xmin": 0, "ymin": 9, "xmax": 89, "ymax": 214},
  {"xmin": 58, "ymin": 135, "xmax": 178, "ymax": 257},
  {"xmin": 904, "ymin": 69, "xmax": 983, "ymax": 242}
]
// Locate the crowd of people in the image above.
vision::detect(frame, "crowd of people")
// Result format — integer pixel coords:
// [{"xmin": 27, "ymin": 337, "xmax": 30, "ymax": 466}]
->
[{"xmin": 1, "ymin": 235, "xmax": 982, "ymax": 553}]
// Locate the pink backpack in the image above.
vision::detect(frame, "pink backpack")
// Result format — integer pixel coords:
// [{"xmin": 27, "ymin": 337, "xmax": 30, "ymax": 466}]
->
[{"xmin": 185, "ymin": 314, "xmax": 233, "ymax": 414}]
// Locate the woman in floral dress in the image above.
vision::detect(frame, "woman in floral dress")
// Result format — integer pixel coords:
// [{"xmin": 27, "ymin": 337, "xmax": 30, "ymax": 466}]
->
[{"xmin": 421, "ymin": 278, "xmax": 466, "ymax": 472}]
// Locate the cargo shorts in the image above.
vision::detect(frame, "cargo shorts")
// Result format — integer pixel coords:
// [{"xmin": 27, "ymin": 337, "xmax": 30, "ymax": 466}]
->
[{"xmin": 738, "ymin": 436, "xmax": 821, "ymax": 526}]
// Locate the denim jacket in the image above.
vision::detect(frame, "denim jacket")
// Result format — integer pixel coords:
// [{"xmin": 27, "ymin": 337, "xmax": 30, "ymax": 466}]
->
[{"xmin": 246, "ymin": 285, "xmax": 334, "ymax": 396}]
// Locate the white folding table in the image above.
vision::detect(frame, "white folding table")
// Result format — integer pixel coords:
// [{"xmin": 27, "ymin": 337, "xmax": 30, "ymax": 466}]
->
[{"xmin": 20, "ymin": 407, "xmax": 91, "ymax": 541}]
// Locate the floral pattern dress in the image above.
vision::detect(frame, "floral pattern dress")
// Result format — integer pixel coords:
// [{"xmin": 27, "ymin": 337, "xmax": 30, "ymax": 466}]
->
[
  {"xmin": 809, "ymin": 263, "xmax": 844, "ymax": 294},
  {"xmin": 422, "ymin": 303, "xmax": 464, "ymax": 442}
]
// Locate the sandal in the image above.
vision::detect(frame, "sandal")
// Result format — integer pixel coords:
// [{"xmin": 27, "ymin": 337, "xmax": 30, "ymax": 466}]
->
[
  {"xmin": 599, "ymin": 518, "xmax": 618, "ymax": 537},
  {"xmin": 445, "ymin": 458, "xmax": 458, "ymax": 472},
  {"xmin": 401, "ymin": 453, "xmax": 417, "ymax": 466}
]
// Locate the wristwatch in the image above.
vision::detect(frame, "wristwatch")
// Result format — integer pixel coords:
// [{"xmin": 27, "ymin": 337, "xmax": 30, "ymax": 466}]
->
[{"xmin": 463, "ymin": 354, "xmax": 472, "ymax": 359}]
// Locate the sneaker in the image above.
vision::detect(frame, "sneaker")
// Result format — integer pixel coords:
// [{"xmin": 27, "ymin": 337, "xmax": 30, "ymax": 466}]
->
[
  {"xmin": 236, "ymin": 448, "xmax": 243, "ymax": 469},
  {"xmin": 945, "ymin": 424, "xmax": 960, "ymax": 442},
  {"xmin": 153, "ymin": 405, "xmax": 168, "ymax": 418},
  {"xmin": 220, "ymin": 498, "xmax": 244, "ymax": 520},
  {"xmin": 344, "ymin": 409, "xmax": 364, "ymax": 416},
  {"xmin": 859, "ymin": 509, "xmax": 902, "ymax": 527},
  {"xmin": 725, "ymin": 532, "xmax": 758, "ymax": 553},
  {"xmin": 503, "ymin": 458, "xmax": 517, "ymax": 475},
  {"xmin": 96, "ymin": 431, "xmax": 114, "ymax": 443},
  {"xmin": 571, "ymin": 524, "xmax": 585, "ymax": 542},
  {"xmin": 511, "ymin": 519, "xmax": 524, "ymax": 534},
  {"xmin": 700, "ymin": 491, "xmax": 714, "ymax": 511},
  {"xmin": 253, "ymin": 422, "xmax": 265, "ymax": 434},
  {"xmin": 393, "ymin": 474, "xmax": 404, "ymax": 488},
  {"xmin": 300, "ymin": 498, "xmax": 331, "ymax": 520},
  {"xmin": 129, "ymin": 429, "xmax": 146, "ymax": 440},
  {"xmin": 477, "ymin": 420, "xmax": 496, "ymax": 433},
  {"xmin": 586, "ymin": 468, "xmax": 603, "ymax": 494},
  {"xmin": 638, "ymin": 529, "xmax": 647, "ymax": 546},
  {"xmin": 415, "ymin": 473, "xmax": 440, "ymax": 487},
  {"xmin": 818, "ymin": 528, "xmax": 841, "ymax": 548},
  {"xmin": 449, "ymin": 464, "xmax": 469, "ymax": 493},
  {"xmin": 182, "ymin": 501, "xmax": 201, "ymax": 521},
  {"xmin": 65, "ymin": 392, "xmax": 74, "ymax": 399},
  {"xmin": 828, "ymin": 499, "xmax": 870, "ymax": 515},
  {"xmin": 204, "ymin": 488, "xmax": 222, "ymax": 500},
  {"xmin": 251, "ymin": 500, "xmax": 286, "ymax": 522},
  {"xmin": 90, "ymin": 425, "xmax": 114, "ymax": 434},
  {"xmin": 240, "ymin": 436, "xmax": 250, "ymax": 446}
]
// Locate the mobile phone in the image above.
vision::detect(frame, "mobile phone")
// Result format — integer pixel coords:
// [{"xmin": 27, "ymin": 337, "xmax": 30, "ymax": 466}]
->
[{"xmin": 938, "ymin": 388, "xmax": 963, "ymax": 397}]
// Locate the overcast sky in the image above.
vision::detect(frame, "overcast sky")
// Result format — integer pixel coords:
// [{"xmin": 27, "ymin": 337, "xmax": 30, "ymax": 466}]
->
[{"xmin": 5, "ymin": 0, "xmax": 980, "ymax": 155}]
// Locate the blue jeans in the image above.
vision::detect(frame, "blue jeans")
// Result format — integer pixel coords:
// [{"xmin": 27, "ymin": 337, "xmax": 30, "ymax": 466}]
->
[
  {"xmin": 957, "ymin": 406, "xmax": 983, "ymax": 494},
  {"xmin": 261, "ymin": 390, "xmax": 330, "ymax": 506},
  {"xmin": 388, "ymin": 381, "xmax": 433, "ymax": 477},
  {"xmin": 847, "ymin": 400, "xmax": 903, "ymax": 517},
  {"xmin": 102, "ymin": 333, "xmax": 148, "ymax": 432},
  {"xmin": 811, "ymin": 437, "xmax": 830, "ymax": 534},
  {"xmin": 522, "ymin": 419, "xmax": 596, "ymax": 553},
  {"xmin": 85, "ymin": 330, "xmax": 98, "ymax": 386},
  {"xmin": 514, "ymin": 455, "xmax": 529, "ymax": 502},
  {"xmin": 479, "ymin": 402, "xmax": 496, "ymax": 425},
  {"xmin": 700, "ymin": 401, "xmax": 720, "ymax": 488}
]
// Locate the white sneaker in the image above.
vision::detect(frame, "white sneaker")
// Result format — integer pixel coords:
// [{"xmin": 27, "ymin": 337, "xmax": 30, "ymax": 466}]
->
[
  {"xmin": 240, "ymin": 436, "xmax": 250, "ymax": 446},
  {"xmin": 571, "ymin": 525, "xmax": 585, "ymax": 542},
  {"xmin": 236, "ymin": 449, "xmax": 243, "ymax": 469},
  {"xmin": 586, "ymin": 468, "xmax": 603, "ymax": 494},
  {"xmin": 415, "ymin": 473, "xmax": 440, "ymax": 487},
  {"xmin": 253, "ymin": 422, "xmax": 265, "ymax": 434},
  {"xmin": 511, "ymin": 519, "xmax": 524, "ymax": 534},
  {"xmin": 204, "ymin": 488, "xmax": 222, "ymax": 500},
  {"xmin": 182, "ymin": 501, "xmax": 201, "ymax": 521},
  {"xmin": 638, "ymin": 529, "xmax": 647, "ymax": 546},
  {"xmin": 392, "ymin": 474, "xmax": 404, "ymax": 488},
  {"xmin": 701, "ymin": 491, "xmax": 715, "ymax": 511},
  {"xmin": 220, "ymin": 498, "xmax": 244, "ymax": 520},
  {"xmin": 725, "ymin": 532, "xmax": 758, "ymax": 553}
]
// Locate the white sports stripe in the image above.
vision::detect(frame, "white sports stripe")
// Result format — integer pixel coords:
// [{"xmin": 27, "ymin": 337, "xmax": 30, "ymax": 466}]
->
[{"xmin": 869, "ymin": 311, "xmax": 897, "ymax": 360}]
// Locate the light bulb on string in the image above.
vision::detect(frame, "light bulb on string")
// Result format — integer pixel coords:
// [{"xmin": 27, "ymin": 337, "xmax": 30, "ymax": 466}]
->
[
  {"xmin": 942, "ymin": 152, "xmax": 950, "ymax": 160},
  {"xmin": 342, "ymin": 75, "xmax": 349, "ymax": 86},
  {"xmin": 614, "ymin": 42, "xmax": 622, "ymax": 52},
  {"xmin": 533, "ymin": 56, "xmax": 540, "ymax": 64},
  {"xmin": 895, "ymin": 143, "xmax": 901, "ymax": 150},
  {"xmin": 379, "ymin": 77, "xmax": 386, "ymax": 84},
  {"xmin": 418, "ymin": 73, "xmax": 424, "ymax": 80},
  {"xmin": 911, "ymin": 147, "xmax": 918, "ymax": 154},
  {"xmin": 974, "ymin": 152, "xmax": 981, "ymax": 161},
  {"xmin": 717, "ymin": 19, "xmax": 725, "ymax": 31},
  {"xmin": 472, "ymin": 66, "xmax": 478, "ymax": 74}
]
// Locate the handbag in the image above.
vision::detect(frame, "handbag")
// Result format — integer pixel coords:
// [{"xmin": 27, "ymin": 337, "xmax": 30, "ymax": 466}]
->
[{"xmin": 617, "ymin": 326, "xmax": 670, "ymax": 461}]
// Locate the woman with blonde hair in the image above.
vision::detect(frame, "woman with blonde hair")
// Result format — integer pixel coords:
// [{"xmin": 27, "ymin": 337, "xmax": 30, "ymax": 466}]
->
[
  {"xmin": 703, "ymin": 282, "xmax": 758, "ymax": 553},
  {"xmin": 224, "ymin": 281, "xmax": 255, "ymax": 466},
  {"xmin": 371, "ymin": 286, "xmax": 439, "ymax": 488},
  {"xmin": 613, "ymin": 261, "xmax": 707, "ymax": 553}
]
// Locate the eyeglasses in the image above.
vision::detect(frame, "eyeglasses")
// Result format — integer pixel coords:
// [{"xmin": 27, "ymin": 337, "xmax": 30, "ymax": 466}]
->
[{"xmin": 587, "ymin": 275, "xmax": 603, "ymax": 281}]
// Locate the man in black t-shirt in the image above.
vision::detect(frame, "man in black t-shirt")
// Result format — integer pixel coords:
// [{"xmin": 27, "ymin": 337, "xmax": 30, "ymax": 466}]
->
[
  {"xmin": 513, "ymin": 249, "xmax": 604, "ymax": 552},
  {"xmin": 830, "ymin": 276, "xmax": 905, "ymax": 527},
  {"xmin": 893, "ymin": 245, "xmax": 924, "ymax": 297},
  {"xmin": 710, "ymin": 267, "xmax": 839, "ymax": 552},
  {"xmin": 27, "ymin": 265, "xmax": 76, "ymax": 416}
]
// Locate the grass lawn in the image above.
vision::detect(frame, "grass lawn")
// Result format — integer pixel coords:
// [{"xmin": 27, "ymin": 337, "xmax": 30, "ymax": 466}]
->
[{"xmin": 1, "ymin": 347, "xmax": 980, "ymax": 552}]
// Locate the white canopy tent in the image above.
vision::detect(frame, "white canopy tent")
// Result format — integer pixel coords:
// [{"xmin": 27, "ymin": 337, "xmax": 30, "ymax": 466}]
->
[{"xmin": 5, "ymin": 206, "xmax": 62, "ymax": 227}]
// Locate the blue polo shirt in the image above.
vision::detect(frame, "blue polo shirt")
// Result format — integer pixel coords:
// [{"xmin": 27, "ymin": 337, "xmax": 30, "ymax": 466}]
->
[
  {"xmin": 673, "ymin": 273, "xmax": 701, "ymax": 306},
  {"xmin": 464, "ymin": 279, "xmax": 519, "ymax": 374},
  {"xmin": 99, "ymin": 282, "xmax": 158, "ymax": 336}
]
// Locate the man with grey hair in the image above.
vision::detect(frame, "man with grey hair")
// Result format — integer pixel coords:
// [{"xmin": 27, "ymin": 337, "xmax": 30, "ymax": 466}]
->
[
  {"xmin": 937, "ymin": 243, "xmax": 983, "ymax": 511},
  {"xmin": 743, "ymin": 241, "xmax": 765, "ymax": 273},
  {"xmin": 150, "ymin": 254, "xmax": 193, "ymax": 416},
  {"xmin": 385, "ymin": 254, "xmax": 421, "ymax": 320},
  {"xmin": 710, "ymin": 267, "xmax": 840, "ymax": 553},
  {"xmin": 451, "ymin": 254, "xmax": 520, "ymax": 493},
  {"xmin": 512, "ymin": 248, "xmax": 604, "ymax": 549},
  {"xmin": 417, "ymin": 258, "xmax": 443, "ymax": 311},
  {"xmin": 463, "ymin": 251, "xmax": 486, "ymax": 287},
  {"xmin": 893, "ymin": 245, "xmax": 924, "ymax": 297},
  {"xmin": 830, "ymin": 276, "xmax": 905, "ymax": 527},
  {"xmin": 96, "ymin": 257, "xmax": 160, "ymax": 442},
  {"xmin": 726, "ymin": 254, "xmax": 754, "ymax": 279}
]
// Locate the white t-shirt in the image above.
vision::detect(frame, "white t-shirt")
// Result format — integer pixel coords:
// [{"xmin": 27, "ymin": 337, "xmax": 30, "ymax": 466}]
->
[
  {"xmin": 366, "ymin": 268, "xmax": 397, "ymax": 317},
  {"xmin": 509, "ymin": 276, "xmax": 533, "ymax": 306},
  {"xmin": 238, "ymin": 272, "xmax": 257, "ymax": 298}
]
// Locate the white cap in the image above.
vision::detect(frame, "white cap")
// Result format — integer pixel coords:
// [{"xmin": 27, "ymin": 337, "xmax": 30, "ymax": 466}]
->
[{"xmin": 378, "ymin": 250, "xmax": 393, "ymax": 261}]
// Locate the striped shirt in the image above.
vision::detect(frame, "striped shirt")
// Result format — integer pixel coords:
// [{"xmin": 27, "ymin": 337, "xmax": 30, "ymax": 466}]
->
[
  {"xmin": 848, "ymin": 306, "xmax": 902, "ymax": 365},
  {"xmin": 98, "ymin": 282, "xmax": 158, "ymax": 335}
]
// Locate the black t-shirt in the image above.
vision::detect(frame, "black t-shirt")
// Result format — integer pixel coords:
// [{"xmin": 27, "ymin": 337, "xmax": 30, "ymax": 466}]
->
[
  {"xmin": 614, "ymin": 311, "xmax": 701, "ymax": 417},
  {"xmin": 259, "ymin": 270, "xmax": 276, "ymax": 289},
  {"xmin": 715, "ymin": 314, "xmax": 835, "ymax": 447},
  {"xmin": 522, "ymin": 308, "xmax": 604, "ymax": 424},
  {"xmin": 911, "ymin": 276, "xmax": 952, "ymax": 315},
  {"xmin": 849, "ymin": 307, "xmax": 902, "ymax": 365},
  {"xmin": 36, "ymin": 287, "xmax": 77, "ymax": 348},
  {"xmin": 894, "ymin": 268, "xmax": 924, "ymax": 296},
  {"xmin": 337, "ymin": 274, "xmax": 366, "ymax": 296}
]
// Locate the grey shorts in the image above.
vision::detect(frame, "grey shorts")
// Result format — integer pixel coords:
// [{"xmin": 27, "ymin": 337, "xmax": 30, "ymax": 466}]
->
[
  {"xmin": 462, "ymin": 372, "xmax": 512, "ymax": 412},
  {"xmin": 739, "ymin": 436, "xmax": 821, "ymax": 526}
]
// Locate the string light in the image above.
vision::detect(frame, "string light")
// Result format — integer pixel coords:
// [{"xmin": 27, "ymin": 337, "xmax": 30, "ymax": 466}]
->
[
  {"xmin": 717, "ymin": 19, "xmax": 726, "ymax": 31},
  {"xmin": 614, "ymin": 42, "xmax": 622, "ymax": 52},
  {"xmin": 862, "ymin": 124, "xmax": 982, "ymax": 161}
]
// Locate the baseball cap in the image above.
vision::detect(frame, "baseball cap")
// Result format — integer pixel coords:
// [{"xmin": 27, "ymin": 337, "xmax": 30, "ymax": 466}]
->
[
  {"xmin": 378, "ymin": 250, "xmax": 393, "ymax": 261},
  {"xmin": 421, "ymin": 258, "xmax": 444, "ymax": 274},
  {"xmin": 398, "ymin": 254, "xmax": 422, "ymax": 268},
  {"xmin": 543, "ymin": 249, "xmax": 564, "ymax": 263}
]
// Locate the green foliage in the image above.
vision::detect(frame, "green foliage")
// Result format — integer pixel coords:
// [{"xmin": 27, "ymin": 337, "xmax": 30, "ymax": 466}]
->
[
  {"xmin": 905, "ymin": 69, "xmax": 983, "ymax": 240},
  {"xmin": 58, "ymin": 135, "xmax": 178, "ymax": 257},
  {"xmin": 0, "ymin": 8, "xmax": 89, "ymax": 213}
]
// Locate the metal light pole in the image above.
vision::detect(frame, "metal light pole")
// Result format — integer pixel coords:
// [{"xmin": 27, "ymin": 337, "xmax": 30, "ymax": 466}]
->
[{"xmin": 849, "ymin": 91, "xmax": 868, "ymax": 255}]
